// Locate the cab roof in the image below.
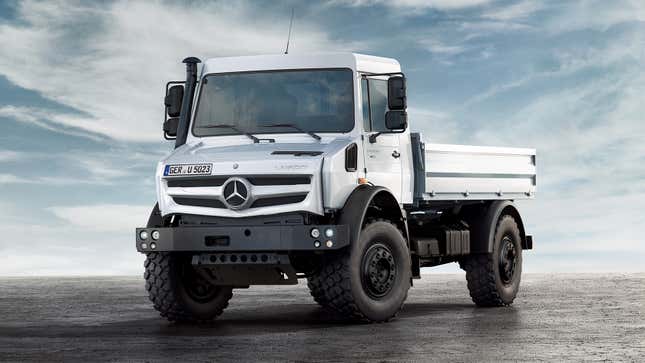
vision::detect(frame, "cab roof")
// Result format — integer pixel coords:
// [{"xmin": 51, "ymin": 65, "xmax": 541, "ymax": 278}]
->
[{"xmin": 200, "ymin": 52, "xmax": 401, "ymax": 76}]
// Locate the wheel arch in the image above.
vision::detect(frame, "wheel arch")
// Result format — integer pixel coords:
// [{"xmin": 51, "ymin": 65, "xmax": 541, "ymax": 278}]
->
[
  {"xmin": 466, "ymin": 200, "xmax": 527, "ymax": 253},
  {"xmin": 337, "ymin": 185, "xmax": 409, "ymax": 247}
]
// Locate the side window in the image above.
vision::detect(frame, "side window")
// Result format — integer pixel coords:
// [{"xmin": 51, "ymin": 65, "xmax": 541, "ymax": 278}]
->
[
  {"xmin": 368, "ymin": 79, "xmax": 388, "ymax": 132},
  {"xmin": 361, "ymin": 78, "xmax": 371, "ymax": 131},
  {"xmin": 361, "ymin": 78, "xmax": 389, "ymax": 133}
]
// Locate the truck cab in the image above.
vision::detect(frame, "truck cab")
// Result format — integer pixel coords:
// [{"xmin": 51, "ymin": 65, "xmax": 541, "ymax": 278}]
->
[{"xmin": 136, "ymin": 53, "xmax": 535, "ymax": 323}]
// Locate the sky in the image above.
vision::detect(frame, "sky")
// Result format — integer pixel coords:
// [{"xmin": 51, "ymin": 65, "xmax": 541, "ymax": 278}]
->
[{"xmin": 0, "ymin": 0, "xmax": 643, "ymax": 275}]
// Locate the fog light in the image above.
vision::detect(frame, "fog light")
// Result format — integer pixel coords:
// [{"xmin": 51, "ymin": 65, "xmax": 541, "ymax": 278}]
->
[
  {"xmin": 310, "ymin": 228, "xmax": 320, "ymax": 238},
  {"xmin": 150, "ymin": 242, "xmax": 157, "ymax": 250},
  {"xmin": 140, "ymin": 242, "xmax": 148, "ymax": 250},
  {"xmin": 314, "ymin": 240, "xmax": 321, "ymax": 248},
  {"xmin": 324, "ymin": 228, "xmax": 334, "ymax": 238},
  {"xmin": 326, "ymin": 240, "xmax": 333, "ymax": 248},
  {"xmin": 151, "ymin": 230, "xmax": 160, "ymax": 240},
  {"xmin": 139, "ymin": 230, "xmax": 149, "ymax": 240}
]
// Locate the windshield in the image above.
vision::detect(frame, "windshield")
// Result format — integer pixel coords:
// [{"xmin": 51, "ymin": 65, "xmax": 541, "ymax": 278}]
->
[{"xmin": 192, "ymin": 68, "xmax": 354, "ymax": 137}]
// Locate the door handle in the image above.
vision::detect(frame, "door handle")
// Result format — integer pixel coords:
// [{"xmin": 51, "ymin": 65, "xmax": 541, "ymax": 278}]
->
[{"xmin": 391, "ymin": 150, "xmax": 400, "ymax": 159}]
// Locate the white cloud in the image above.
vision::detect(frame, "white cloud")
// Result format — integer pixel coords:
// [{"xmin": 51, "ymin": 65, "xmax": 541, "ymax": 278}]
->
[
  {"xmin": 0, "ymin": 222, "xmax": 145, "ymax": 276},
  {"xmin": 0, "ymin": 203, "xmax": 152, "ymax": 275},
  {"xmin": 482, "ymin": 0, "xmax": 543, "ymax": 21},
  {"xmin": 49, "ymin": 204, "xmax": 151, "ymax": 232},
  {"xmin": 0, "ymin": 147, "xmax": 162, "ymax": 185},
  {"xmin": 0, "ymin": 150, "xmax": 22, "ymax": 162},
  {"xmin": 544, "ymin": 0, "xmax": 645, "ymax": 33},
  {"xmin": 418, "ymin": 38, "xmax": 467, "ymax": 55},
  {"xmin": 0, "ymin": 0, "xmax": 361, "ymax": 142},
  {"xmin": 0, "ymin": 174, "xmax": 29, "ymax": 184},
  {"xmin": 408, "ymin": 107, "xmax": 461, "ymax": 142},
  {"xmin": 0, "ymin": 105, "xmax": 107, "ymax": 142},
  {"xmin": 328, "ymin": 0, "xmax": 490, "ymax": 10}
]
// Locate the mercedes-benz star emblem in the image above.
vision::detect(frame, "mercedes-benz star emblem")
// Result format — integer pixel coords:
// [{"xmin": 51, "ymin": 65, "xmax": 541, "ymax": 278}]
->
[{"xmin": 222, "ymin": 177, "xmax": 251, "ymax": 210}]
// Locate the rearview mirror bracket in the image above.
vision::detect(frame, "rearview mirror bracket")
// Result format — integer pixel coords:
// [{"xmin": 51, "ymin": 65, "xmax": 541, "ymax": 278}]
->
[{"xmin": 363, "ymin": 72, "xmax": 407, "ymax": 143}]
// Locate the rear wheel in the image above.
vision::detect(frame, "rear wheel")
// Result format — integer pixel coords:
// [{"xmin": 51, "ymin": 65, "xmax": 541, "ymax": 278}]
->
[
  {"xmin": 460, "ymin": 215, "xmax": 523, "ymax": 306},
  {"xmin": 308, "ymin": 220, "xmax": 411, "ymax": 322},
  {"xmin": 144, "ymin": 252, "xmax": 233, "ymax": 322}
]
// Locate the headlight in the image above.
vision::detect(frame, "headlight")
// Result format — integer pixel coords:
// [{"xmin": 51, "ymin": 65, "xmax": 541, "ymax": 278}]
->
[
  {"xmin": 324, "ymin": 228, "xmax": 334, "ymax": 238},
  {"xmin": 151, "ymin": 230, "xmax": 160, "ymax": 240},
  {"xmin": 139, "ymin": 230, "xmax": 149, "ymax": 240},
  {"xmin": 310, "ymin": 228, "xmax": 320, "ymax": 238}
]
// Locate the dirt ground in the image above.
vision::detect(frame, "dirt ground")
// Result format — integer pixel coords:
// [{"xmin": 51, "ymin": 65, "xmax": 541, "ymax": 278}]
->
[{"xmin": 0, "ymin": 273, "xmax": 643, "ymax": 362}]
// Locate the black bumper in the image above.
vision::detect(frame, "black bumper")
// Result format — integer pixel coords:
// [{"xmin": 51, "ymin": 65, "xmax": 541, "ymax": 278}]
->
[{"xmin": 135, "ymin": 224, "xmax": 350, "ymax": 253}]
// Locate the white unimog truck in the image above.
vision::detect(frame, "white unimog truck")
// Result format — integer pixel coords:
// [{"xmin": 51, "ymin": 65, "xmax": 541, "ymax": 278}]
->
[{"xmin": 136, "ymin": 53, "xmax": 536, "ymax": 323}]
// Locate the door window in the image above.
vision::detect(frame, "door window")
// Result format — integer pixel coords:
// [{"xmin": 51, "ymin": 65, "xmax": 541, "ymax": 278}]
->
[{"xmin": 361, "ymin": 78, "xmax": 389, "ymax": 132}]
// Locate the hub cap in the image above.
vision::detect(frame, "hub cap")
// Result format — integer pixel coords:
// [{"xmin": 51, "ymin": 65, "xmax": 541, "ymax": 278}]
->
[
  {"xmin": 361, "ymin": 243, "xmax": 397, "ymax": 298},
  {"xmin": 498, "ymin": 235, "xmax": 517, "ymax": 285}
]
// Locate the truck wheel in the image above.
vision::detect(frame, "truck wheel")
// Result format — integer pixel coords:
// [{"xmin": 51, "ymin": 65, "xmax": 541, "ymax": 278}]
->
[
  {"xmin": 144, "ymin": 252, "xmax": 233, "ymax": 322},
  {"xmin": 460, "ymin": 215, "xmax": 522, "ymax": 306},
  {"xmin": 310, "ymin": 220, "xmax": 411, "ymax": 322}
]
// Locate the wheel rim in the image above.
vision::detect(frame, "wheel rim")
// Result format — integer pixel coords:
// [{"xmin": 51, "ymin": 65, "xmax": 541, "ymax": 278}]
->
[
  {"xmin": 361, "ymin": 243, "xmax": 397, "ymax": 299},
  {"xmin": 498, "ymin": 235, "xmax": 517, "ymax": 285},
  {"xmin": 181, "ymin": 262, "xmax": 219, "ymax": 303}
]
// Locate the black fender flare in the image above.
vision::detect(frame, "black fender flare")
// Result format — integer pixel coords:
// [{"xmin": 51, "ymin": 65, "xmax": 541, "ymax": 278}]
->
[
  {"xmin": 469, "ymin": 200, "xmax": 528, "ymax": 253},
  {"xmin": 337, "ymin": 185, "xmax": 408, "ymax": 246},
  {"xmin": 147, "ymin": 203, "xmax": 164, "ymax": 228}
]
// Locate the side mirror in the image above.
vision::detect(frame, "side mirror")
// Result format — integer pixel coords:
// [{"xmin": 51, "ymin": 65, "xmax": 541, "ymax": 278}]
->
[
  {"xmin": 165, "ymin": 85, "xmax": 184, "ymax": 117},
  {"xmin": 387, "ymin": 76, "xmax": 406, "ymax": 110},
  {"xmin": 385, "ymin": 110, "xmax": 407, "ymax": 131},
  {"xmin": 164, "ymin": 117, "xmax": 179, "ymax": 138}
]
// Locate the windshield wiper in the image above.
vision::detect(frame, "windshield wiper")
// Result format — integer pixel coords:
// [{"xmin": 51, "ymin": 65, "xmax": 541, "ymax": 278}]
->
[
  {"xmin": 261, "ymin": 123, "xmax": 321, "ymax": 141},
  {"xmin": 200, "ymin": 124, "xmax": 260, "ymax": 143}
]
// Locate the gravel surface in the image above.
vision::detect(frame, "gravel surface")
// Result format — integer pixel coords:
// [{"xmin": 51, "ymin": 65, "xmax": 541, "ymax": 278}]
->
[{"xmin": 0, "ymin": 273, "xmax": 643, "ymax": 362}]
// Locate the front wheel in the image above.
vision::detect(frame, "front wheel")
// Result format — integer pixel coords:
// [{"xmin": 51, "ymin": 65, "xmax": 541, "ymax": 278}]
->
[
  {"xmin": 460, "ymin": 215, "xmax": 523, "ymax": 306},
  {"xmin": 308, "ymin": 220, "xmax": 411, "ymax": 322},
  {"xmin": 144, "ymin": 252, "xmax": 233, "ymax": 322}
]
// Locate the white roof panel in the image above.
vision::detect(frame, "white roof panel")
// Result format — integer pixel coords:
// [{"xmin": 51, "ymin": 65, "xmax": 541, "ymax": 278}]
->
[{"xmin": 200, "ymin": 53, "xmax": 400, "ymax": 75}]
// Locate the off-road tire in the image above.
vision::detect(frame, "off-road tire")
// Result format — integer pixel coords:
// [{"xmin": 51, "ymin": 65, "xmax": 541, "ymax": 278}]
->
[
  {"xmin": 306, "ymin": 272, "xmax": 330, "ymax": 307},
  {"xmin": 308, "ymin": 220, "xmax": 411, "ymax": 322},
  {"xmin": 144, "ymin": 252, "xmax": 233, "ymax": 322},
  {"xmin": 460, "ymin": 215, "xmax": 523, "ymax": 306}
]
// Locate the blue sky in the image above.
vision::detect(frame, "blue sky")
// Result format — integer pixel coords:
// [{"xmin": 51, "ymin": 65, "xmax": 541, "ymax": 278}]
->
[{"xmin": 0, "ymin": 0, "xmax": 643, "ymax": 275}]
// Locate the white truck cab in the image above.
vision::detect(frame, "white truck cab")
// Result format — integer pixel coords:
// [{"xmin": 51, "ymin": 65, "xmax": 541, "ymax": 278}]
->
[{"xmin": 137, "ymin": 53, "xmax": 536, "ymax": 323}]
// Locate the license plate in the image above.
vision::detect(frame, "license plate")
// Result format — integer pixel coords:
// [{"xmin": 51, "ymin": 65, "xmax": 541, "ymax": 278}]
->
[{"xmin": 164, "ymin": 164, "xmax": 212, "ymax": 176}]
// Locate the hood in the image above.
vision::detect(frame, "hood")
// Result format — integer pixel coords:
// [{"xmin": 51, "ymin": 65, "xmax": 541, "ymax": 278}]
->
[{"xmin": 161, "ymin": 139, "xmax": 351, "ymax": 177}]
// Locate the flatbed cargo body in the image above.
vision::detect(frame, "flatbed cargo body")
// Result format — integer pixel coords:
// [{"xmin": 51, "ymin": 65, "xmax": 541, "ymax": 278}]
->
[{"xmin": 413, "ymin": 142, "xmax": 536, "ymax": 202}]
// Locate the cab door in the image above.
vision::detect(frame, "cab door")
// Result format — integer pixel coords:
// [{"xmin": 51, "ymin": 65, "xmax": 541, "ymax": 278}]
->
[{"xmin": 361, "ymin": 77, "xmax": 402, "ymax": 200}]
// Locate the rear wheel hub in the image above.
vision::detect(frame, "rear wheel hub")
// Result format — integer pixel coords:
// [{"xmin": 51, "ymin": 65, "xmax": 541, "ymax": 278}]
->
[{"xmin": 498, "ymin": 235, "xmax": 517, "ymax": 285}]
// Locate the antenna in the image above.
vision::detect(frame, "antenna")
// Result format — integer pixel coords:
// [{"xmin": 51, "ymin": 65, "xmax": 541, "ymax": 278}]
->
[{"xmin": 284, "ymin": 8, "xmax": 294, "ymax": 54}]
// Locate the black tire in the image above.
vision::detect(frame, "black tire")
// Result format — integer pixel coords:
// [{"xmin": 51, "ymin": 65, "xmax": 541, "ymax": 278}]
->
[
  {"xmin": 306, "ymin": 273, "xmax": 330, "ymax": 307},
  {"xmin": 308, "ymin": 220, "xmax": 411, "ymax": 322},
  {"xmin": 460, "ymin": 215, "xmax": 523, "ymax": 306},
  {"xmin": 144, "ymin": 252, "xmax": 233, "ymax": 322}
]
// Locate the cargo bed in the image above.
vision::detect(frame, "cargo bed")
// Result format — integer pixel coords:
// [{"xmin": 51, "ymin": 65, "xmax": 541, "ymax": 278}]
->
[{"xmin": 411, "ymin": 134, "xmax": 536, "ymax": 202}]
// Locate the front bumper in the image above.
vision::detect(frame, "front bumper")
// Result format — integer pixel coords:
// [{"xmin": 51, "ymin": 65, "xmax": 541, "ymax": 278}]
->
[{"xmin": 135, "ymin": 224, "xmax": 349, "ymax": 253}]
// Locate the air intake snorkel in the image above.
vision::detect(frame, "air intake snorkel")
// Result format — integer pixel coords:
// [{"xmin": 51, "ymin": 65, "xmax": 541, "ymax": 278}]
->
[{"xmin": 175, "ymin": 57, "xmax": 201, "ymax": 148}]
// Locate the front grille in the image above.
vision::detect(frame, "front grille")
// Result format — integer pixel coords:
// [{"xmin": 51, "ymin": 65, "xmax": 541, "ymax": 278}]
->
[
  {"xmin": 167, "ymin": 174, "xmax": 312, "ymax": 210},
  {"xmin": 173, "ymin": 197, "xmax": 225, "ymax": 208},
  {"xmin": 250, "ymin": 193, "xmax": 308, "ymax": 208},
  {"xmin": 168, "ymin": 177, "xmax": 227, "ymax": 188}
]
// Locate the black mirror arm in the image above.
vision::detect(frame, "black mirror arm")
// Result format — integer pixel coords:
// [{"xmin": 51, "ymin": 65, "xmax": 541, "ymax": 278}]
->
[{"xmin": 369, "ymin": 132, "xmax": 382, "ymax": 143}]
